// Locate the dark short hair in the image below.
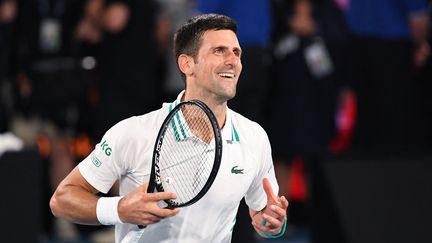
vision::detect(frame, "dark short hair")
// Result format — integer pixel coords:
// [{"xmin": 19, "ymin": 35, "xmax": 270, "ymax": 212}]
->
[{"xmin": 174, "ymin": 13, "xmax": 238, "ymax": 81}]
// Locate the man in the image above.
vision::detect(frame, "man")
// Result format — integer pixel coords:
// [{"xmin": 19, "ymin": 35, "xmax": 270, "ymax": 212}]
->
[
  {"xmin": 194, "ymin": 3, "xmax": 274, "ymax": 242},
  {"xmin": 50, "ymin": 14, "xmax": 288, "ymax": 242}
]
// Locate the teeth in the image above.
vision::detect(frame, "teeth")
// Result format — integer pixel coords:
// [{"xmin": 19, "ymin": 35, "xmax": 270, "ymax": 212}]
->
[{"xmin": 219, "ymin": 73, "xmax": 234, "ymax": 78}]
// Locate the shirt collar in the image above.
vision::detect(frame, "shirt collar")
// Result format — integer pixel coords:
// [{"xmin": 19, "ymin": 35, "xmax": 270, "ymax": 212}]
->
[
  {"xmin": 222, "ymin": 106, "xmax": 240, "ymax": 143},
  {"xmin": 169, "ymin": 90, "xmax": 240, "ymax": 143}
]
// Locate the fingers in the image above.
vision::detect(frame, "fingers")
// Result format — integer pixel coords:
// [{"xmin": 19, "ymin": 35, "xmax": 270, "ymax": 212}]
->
[
  {"xmin": 139, "ymin": 182, "xmax": 149, "ymax": 192},
  {"xmin": 280, "ymin": 196, "xmax": 289, "ymax": 210},
  {"xmin": 252, "ymin": 219, "xmax": 268, "ymax": 232},
  {"xmin": 128, "ymin": 199, "xmax": 180, "ymax": 225},
  {"xmin": 118, "ymin": 186, "xmax": 180, "ymax": 225},
  {"xmin": 140, "ymin": 213, "xmax": 162, "ymax": 225},
  {"xmin": 265, "ymin": 196, "xmax": 288, "ymax": 222},
  {"xmin": 262, "ymin": 211, "xmax": 283, "ymax": 227},
  {"xmin": 138, "ymin": 208, "xmax": 180, "ymax": 225},
  {"xmin": 144, "ymin": 191, "xmax": 179, "ymax": 218},
  {"xmin": 129, "ymin": 202, "xmax": 180, "ymax": 226},
  {"xmin": 255, "ymin": 194, "xmax": 289, "ymax": 235},
  {"xmin": 267, "ymin": 204, "xmax": 286, "ymax": 219},
  {"xmin": 251, "ymin": 216, "xmax": 282, "ymax": 235},
  {"xmin": 262, "ymin": 178, "xmax": 279, "ymax": 203},
  {"xmin": 146, "ymin": 191, "xmax": 177, "ymax": 202},
  {"xmin": 261, "ymin": 203, "xmax": 285, "ymax": 227},
  {"xmin": 147, "ymin": 205, "xmax": 180, "ymax": 218}
]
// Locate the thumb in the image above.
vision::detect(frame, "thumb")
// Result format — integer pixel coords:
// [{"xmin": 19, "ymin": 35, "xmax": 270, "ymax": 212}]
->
[
  {"xmin": 140, "ymin": 182, "xmax": 150, "ymax": 192},
  {"xmin": 262, "ymin": 178, "xmax": 278, "ymax": 204}
]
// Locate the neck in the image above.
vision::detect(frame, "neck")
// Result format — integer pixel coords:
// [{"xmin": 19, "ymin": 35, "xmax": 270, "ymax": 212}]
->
[{"xmin": 182, "ymin": 91, "xmax": 227, "ymax": 128}]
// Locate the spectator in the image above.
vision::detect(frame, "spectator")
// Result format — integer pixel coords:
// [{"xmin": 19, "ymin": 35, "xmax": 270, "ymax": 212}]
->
[
  {"xmin": 91, "ymin": 0, "xmax": 167, "ymax": 141},
  {"xmin": 9, "ymin": 0, "xmax": 100, "ymax": 241},
  {"xmin": 269, "ymin": 2, "xmax": 350, "ymax": 242},
  {"xmin": 157, "ymin": 0, "xmax": 195, "ymax": 100},
  {"xmin": 345, "ymin": 0, "xmax": 430, "ymax": 152},
  {"xmin": 0, "ymin": 0, "xmax": 18, "ymax": 133},
  {"xmin": 269, "ymin": 0, "xmax": 348, "ymax": 202}
]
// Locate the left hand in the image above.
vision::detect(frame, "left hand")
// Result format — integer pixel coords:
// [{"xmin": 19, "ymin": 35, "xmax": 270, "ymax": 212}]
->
[{"xmin": 252, "ymin": 178, "xmax": 289, "ymax": 235}]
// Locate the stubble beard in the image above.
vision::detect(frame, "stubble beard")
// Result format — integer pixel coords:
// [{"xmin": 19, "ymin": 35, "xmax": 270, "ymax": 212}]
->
[{"xmin": 213, "ymin": 79, "xmax": 237, "ymax": 103}]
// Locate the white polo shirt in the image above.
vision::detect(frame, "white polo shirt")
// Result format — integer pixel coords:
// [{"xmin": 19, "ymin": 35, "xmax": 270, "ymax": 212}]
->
[{"xmin": 78, "ymin": 91, "xmax": 279, "ymax": 243}]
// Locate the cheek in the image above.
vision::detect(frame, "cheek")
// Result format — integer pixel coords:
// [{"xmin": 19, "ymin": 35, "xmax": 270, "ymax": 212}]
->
[{"xmin": 204, "ymin": 62, "xmax": 218, "ymax": 77}]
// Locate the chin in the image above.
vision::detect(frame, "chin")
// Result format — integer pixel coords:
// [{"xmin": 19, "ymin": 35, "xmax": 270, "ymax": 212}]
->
[
  {"xmin": 215, "ymin": 91, "xmax": 236, "ymax": 102},
  {"xmin": 225, "ymin": 91, "xmax": 236, "ymax": 101}
]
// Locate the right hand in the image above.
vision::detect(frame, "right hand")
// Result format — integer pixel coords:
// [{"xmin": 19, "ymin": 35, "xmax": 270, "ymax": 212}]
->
[{"xmin": 118, "ymin": 182, "xmax": 180, "ymax": 225}]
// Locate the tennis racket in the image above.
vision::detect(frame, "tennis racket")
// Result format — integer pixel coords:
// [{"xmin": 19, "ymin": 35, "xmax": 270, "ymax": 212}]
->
[{"xmin": 121, "ymin": 99, "xmax": 222, "ymax": 243}]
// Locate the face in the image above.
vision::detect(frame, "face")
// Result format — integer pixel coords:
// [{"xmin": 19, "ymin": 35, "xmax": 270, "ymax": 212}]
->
[{"xmin": 188, "ymin": 29, "xmax": 242, "ymax": 102}]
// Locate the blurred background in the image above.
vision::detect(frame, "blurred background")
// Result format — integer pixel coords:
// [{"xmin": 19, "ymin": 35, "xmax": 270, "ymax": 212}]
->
[{"xmin": 0, "ymin": 0, "xmax": 431, "ymax": 242}]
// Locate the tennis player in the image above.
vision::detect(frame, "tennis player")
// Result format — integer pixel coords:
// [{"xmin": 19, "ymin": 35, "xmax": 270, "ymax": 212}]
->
[{"xmin": 50, "ymin": 13, "xmax": 288, "ymax": 242}]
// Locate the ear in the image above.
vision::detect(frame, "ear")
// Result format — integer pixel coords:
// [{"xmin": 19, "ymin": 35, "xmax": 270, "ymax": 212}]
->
[{"xmin": 178, "ymin": 54, "xmax": 194, "ymax": 77}]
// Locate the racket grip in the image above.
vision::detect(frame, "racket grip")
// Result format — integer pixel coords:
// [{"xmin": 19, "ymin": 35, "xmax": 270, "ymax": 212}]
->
[
  {"xmin": 121, "ymin": 227, "xmax": 145, "ymax": 243},
  {"xmin": 138, "ymin": 225, "xmax": 146, "ymax": 229}
]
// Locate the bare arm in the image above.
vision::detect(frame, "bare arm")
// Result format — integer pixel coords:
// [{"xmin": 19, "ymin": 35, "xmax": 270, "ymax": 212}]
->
[
  {"xmin": 50, "ymin": 166, "xmax": 180, "ymax": 226},
  {"xmin": 50, "ymin": 166, "xmax": 100, "ymax": 225}
]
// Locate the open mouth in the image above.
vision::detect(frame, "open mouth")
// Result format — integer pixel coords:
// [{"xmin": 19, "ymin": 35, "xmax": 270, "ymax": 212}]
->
[{"xmin": 218, "ymin": 72, "xmax": 235, "ymax": 79}]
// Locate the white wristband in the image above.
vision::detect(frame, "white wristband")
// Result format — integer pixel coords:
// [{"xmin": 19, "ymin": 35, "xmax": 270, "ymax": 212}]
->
[{"xmin": 96, "ymin": 196, "xmax": 124, "ymax": 225}]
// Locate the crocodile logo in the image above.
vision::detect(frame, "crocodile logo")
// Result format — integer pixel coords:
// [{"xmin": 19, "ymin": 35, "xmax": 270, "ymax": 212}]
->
[{"xmin": 231, "ymin": 166, "xmax": 244, "ymax": 174}]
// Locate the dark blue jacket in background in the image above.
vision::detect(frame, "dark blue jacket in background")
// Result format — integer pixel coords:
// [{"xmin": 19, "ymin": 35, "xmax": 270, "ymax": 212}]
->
[
  {"xmin": 196, "ymin": 0, "xmax": 272, "ymax": 47},
  {"xmin": 345, "ymin": 0, "xmax": 428, "ymax": 39}
]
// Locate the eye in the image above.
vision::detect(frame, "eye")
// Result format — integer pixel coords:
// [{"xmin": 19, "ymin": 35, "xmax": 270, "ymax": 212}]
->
[{"xmin": 214, "ymin": 47, "xmax": 224, "ymax": 55}]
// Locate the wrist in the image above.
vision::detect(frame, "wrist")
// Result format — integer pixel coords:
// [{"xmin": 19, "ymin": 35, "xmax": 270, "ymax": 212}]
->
[
  {"xmin": 96, "ymin": 196, "xmax": 124, "ymax": 225},
  {"xmin": 260, "ymin": 218, "xmax": 287, "ymax": 238}
]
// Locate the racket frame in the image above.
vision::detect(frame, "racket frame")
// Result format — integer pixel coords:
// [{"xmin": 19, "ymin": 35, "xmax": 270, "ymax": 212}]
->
[{"xmin": 147, "ymin": 99, "xmax": 223, "ymax": 208}]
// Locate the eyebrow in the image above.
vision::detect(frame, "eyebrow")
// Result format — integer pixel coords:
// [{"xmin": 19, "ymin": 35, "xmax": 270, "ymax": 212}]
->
[
  {"xmin": 233, "ymin": 47, "xmax": 242, "ymax": 55},
  {"xmin": 213, "ymin": 45, "xmax": 242, "ymax": 54}
]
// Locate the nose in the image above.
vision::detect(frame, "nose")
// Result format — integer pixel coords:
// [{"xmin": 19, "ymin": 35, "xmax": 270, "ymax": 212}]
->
[{"xmin": 224, "ymin": 51, "xmax": 240, "ymax": 67}]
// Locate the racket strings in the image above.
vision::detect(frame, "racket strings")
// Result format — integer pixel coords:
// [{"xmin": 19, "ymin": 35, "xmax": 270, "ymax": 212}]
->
[
  {"xmin": 161, "ymin": 137, "xmax": 212, "ymax": 203},
  {"xmin": 158, "ymin": 104, "xmax": 216, "ymax": 205}
]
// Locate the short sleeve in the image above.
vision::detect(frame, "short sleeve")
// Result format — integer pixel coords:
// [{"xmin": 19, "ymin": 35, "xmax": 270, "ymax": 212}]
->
[
  {"xmin": 78, "ymin": 119, "xmax": 132, "ymax": 193},
  {"xmin": 244, "ymin": 127, "xmax": 279, "ymax": 211}
]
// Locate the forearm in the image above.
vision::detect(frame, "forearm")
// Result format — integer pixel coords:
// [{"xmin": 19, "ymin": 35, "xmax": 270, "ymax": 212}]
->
[
  {"xmin": 50, "ymin": 184, "xmax": 100, "ymax": 225},
  {"xmin": 50, "ymin": 166, "xmax": 180, "ymax": 227},
  {"xmin": 50, "ymin": 167, "xmax": 102, "ymax": 225}
]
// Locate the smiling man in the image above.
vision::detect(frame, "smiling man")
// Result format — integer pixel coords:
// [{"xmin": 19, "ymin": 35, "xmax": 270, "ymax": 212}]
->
[{"xmin": 50, "ymin": 14, "xmax": 288, "ymax": 242}]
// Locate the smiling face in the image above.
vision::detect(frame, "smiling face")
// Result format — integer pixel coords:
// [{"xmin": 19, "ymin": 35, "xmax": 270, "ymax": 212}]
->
[{"xmin": 183, "ymin": 29, "xmax": 242, "ymax": 104}]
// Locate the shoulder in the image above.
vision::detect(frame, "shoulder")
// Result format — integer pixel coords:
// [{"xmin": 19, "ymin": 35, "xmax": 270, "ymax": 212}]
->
[
  {"xmin": 229, "ymin": 109, "xmax": 267, "ymax": 137},
  {"xmin": 102, "ymin": 106, "xmax": 167, "ymax": 145},
  {"xmin": 229, "ymin": 109, "xmax": 269, "ymax": 144}
]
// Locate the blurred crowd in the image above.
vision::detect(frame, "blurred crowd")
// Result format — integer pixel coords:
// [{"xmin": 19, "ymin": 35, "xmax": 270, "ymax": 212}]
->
[{"xmin": 0, "ymin": 0, "xmax": 431, "ymax": 242}]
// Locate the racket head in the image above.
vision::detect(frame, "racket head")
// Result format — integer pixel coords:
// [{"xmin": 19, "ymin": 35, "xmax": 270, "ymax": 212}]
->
[{"xmin": 148, "ymin": 99, "xmax": 222, "ymax": 207}]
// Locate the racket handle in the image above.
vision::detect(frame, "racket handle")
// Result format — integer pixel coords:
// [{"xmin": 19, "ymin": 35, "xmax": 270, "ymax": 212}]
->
[
  {"xmin": 121, "ymin": 227, "xmax": 145, "ymax": 243},
  {"xmin": 138, "ymin": 225, "xmax": 146, "ymax": 229}
]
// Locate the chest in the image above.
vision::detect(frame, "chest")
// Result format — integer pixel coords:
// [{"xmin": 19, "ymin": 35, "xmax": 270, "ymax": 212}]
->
[
  {"xmin": 123, "ymin": 140, "xmax": 258, "ymax": 207},
  {"xmin": 196, "ymin": 141, "xmax": 258, "ymax": 207}
]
